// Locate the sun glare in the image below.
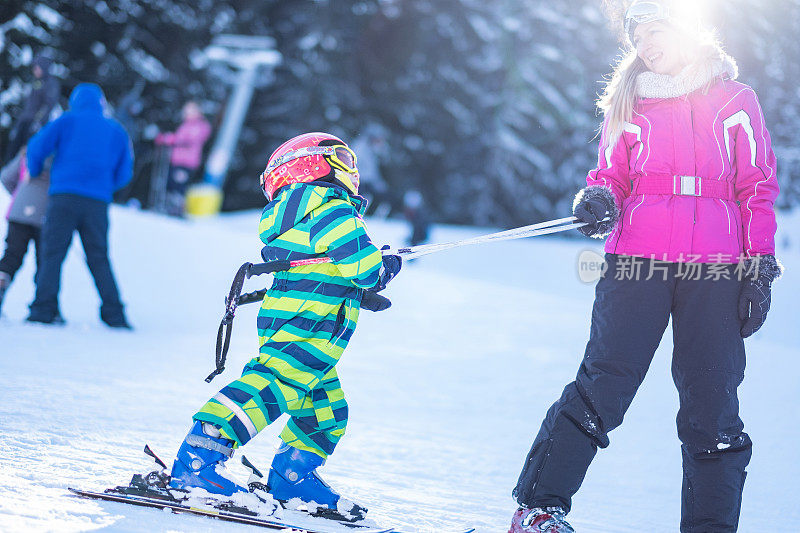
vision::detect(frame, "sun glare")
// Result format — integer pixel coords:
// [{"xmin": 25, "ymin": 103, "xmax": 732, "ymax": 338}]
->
[{"xmin": 669, "ymin": 0, "xmax": 715, "ymax": 28}]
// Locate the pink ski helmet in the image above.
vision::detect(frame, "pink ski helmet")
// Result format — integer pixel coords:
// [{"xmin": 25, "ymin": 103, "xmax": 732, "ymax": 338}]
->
[{"xmin": 260, "ymin": 132, "xmax": 360, "ymax": 201}]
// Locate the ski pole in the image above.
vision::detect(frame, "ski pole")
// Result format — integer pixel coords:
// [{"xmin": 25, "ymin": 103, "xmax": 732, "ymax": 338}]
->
[
  {"xmin": 241, "ymin": 216, "xmax": 584, "ymax": 287},
  {"xmin": 250, "ymin": 216, "xmax": 584, "ymax": 274},
  {"xmin": 207, "ymin": 216, "xmax": 585, "ymax": 382},
  {"xmin": 238, "ymin": 214, "xmax": 583, "ymax": 319},
  {"xmin": 385, "ymin": 216, "xmax": 584, "ymax": 260}
]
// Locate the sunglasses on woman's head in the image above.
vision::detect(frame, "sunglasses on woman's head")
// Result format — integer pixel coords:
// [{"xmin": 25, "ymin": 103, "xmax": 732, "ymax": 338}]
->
[{"xmin": 625, "ymin": 1, "xmax": 670, "ymax": 43}]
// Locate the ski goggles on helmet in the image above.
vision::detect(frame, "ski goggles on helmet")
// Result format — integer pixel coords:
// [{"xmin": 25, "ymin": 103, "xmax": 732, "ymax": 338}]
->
[
  {"xmin": 264, "ymin": 144, "xmax": 358, "ymax": 176},
  {"xmin": 625, "ymin": 1, "xmax": 670, "ymax": 45}
]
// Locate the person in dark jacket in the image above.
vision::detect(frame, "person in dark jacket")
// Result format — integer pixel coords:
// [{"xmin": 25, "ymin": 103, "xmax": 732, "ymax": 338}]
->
[
  {"xmin": 3, "ymin": 53, "xmax": 61, "ymax": 163},
  {"xmin": 402, "ymin": 189, "xmax": 430, "ymax": 247},
  {"xmin": 0, "ymin": 148, "xmax": 50, "ymax": 315},
  {"xmin": 25, "ymin": 83, "xmax": 133, "ymax": 328}
]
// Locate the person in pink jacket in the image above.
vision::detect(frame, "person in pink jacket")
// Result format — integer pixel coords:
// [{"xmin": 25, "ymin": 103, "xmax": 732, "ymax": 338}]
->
[
  {"xmin": 155, "ymin": 101, "xmax": 211, "ymax": 216},
  {"xmin": 0, "ymin": 148, "xmax": 50, "ymax": 316},
  {"xmin": 509, "ymin": 2, "xmax": 782, "ymax": 532}
]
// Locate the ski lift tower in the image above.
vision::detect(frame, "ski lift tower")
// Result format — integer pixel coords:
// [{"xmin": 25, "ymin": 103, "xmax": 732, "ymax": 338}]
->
[{"xmin": 185, "ymin": 34, "xmax": 281, "ymax": 216}]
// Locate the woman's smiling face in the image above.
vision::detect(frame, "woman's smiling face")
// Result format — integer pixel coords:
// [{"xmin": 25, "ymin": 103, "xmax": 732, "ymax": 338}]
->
[{"xmin": 633, "ymin": 20, "xmax": 687, "ymax": 77}]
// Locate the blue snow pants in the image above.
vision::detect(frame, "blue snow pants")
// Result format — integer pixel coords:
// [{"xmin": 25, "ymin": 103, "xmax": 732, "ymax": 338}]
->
[
  {"xmin": 513, "ymin": 254, "xmax": 751, "ymax": 533},
  {"xmin": 29, "ymin": 194, "xmax": 125, "ymax": 322}
]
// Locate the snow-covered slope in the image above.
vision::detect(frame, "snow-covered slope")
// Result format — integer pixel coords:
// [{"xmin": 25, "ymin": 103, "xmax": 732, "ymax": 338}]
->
[{"xmin": 0, "ymin": 200, "xmax": 798, "ymax": 532}]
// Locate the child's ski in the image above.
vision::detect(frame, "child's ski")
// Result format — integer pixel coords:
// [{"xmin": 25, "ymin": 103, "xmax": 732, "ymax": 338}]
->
[
  {"xmin": 67, "ymin": 486, "xmax": 392, "ymax": 532},
  {"xmin": 68, "ymin": 444, "xmax": 475, "ymax": 533},
  {"xmin": 67, "ymin": 486, "xmax": 475, "ymax": 533}
]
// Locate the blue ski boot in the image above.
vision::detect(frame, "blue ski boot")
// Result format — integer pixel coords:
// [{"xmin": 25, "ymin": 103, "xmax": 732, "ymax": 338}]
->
[
  {"xmin": 266, "ymin": 443, "xmax": 366, "ymax": 520},
  {"xmin": 169, "ymin": 421, "xmax": 247, "ymax": 496}
]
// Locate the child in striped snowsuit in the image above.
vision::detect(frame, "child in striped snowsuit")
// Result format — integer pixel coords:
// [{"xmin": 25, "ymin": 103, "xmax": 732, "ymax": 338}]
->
[{"xmin": 169, "ymin": 133, "xmax": 401, "ymax": 518}]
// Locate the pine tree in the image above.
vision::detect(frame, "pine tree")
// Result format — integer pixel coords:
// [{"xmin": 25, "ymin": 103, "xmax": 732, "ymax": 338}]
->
[{"xmin": 1, "ymin": 0, "xmax": 797, "ymax": 223}]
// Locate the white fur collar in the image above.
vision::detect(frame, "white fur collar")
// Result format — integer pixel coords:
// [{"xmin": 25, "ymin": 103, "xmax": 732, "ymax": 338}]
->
[{"xmin": 636, "ymin": 56, "xmax": 738, "ymax": 99}]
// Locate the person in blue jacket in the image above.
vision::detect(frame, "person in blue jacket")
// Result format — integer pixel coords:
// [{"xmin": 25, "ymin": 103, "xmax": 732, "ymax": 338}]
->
[{"xmin": 25, "ymin": 83, "xmax": 133, "ymax": 328}]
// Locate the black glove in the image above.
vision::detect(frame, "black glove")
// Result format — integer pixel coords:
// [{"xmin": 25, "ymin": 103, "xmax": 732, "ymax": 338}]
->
[
  {"xmin": 739, "ymin": 276, "xmax": 771, "ymax": 338},
  {"xmin": 739, "ymin": 255, "xmax": 783, "ymax": 338},
  {"xmin": 374, "ymin": 246, "xmax": 402, "ymax": 292},
  {"xmin": 739, "ymin": 274, "xmax": 772, "ymax": 339},
  {"xmin": 361, "ymin": 290, "xmax": 392, "ymax": 312},
  {"xmin": 574, "ymin": 197, "xmax": 613, "ymax": 237}
]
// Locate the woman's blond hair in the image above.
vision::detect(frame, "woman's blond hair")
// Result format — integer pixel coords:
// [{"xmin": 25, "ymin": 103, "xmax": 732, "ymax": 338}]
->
[{"xmin": 597, "ymin": 16, "xmax": 731, "ymax": 149}]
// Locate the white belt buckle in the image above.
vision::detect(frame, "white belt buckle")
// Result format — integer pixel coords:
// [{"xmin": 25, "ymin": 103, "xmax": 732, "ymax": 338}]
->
[{"xmin": 679, "ymin": 175, "xmax": 700, "ymax": 196}]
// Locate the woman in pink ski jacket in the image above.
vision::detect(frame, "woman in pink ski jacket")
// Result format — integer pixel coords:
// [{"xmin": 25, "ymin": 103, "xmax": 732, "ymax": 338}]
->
[
  {"xmin": 585, "ymin": 48, "xmax": 778, "ymax": 264},
  {"xmin": 155, "ymin": 101, "xmax": 211, "ymax": 216},
  {"xmin": 510, "ymin": 2, "xmax": 782, "ymax": 533}
]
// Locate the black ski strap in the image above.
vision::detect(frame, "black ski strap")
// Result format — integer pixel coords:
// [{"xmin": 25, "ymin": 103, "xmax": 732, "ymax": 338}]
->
[
  {"xmin": 207, "ymin": 262, "xmax": 252, "ymax": 382},
  {"xmin": 206, "ymin": 260, "xmax": 293, "ymax": 383}
]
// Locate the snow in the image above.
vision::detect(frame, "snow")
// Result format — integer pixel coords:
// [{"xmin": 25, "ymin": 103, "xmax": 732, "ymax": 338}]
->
[
  {"xmin": 180, "ymin": 486, "xmax": 278, "ymax": 519},
  {"xmin": 33, "ymin": 5, "xmax": 65, "ymax": 29},
  {"xmin": 0, "ymin": 197, "xmax": 798, "ymax": 532},
  {"xmin": 0, "ymin": 13, "xmax": 49, "ymax": 43},
  {"xmin": 123, "ymin": 48, "xmax": 169, "ymax": 83}
]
